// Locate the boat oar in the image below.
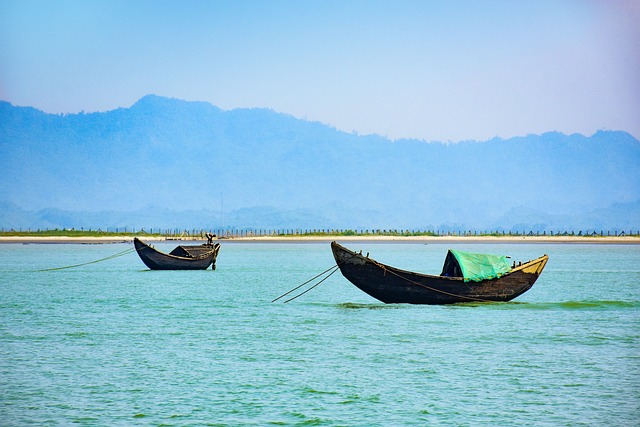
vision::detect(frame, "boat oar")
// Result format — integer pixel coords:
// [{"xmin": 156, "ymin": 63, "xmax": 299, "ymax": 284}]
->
[{"xmin": 272, "ymin": 263, "xmax": 340, "ymax": 303}]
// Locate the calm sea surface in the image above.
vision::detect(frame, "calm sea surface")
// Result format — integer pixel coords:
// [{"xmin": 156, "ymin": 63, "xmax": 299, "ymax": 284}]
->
[{"xmin": 1, "ymin": 242, "xmax": 638, "ymax": 426}]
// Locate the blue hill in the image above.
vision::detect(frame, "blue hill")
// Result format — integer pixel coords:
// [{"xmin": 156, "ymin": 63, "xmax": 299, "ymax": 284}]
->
[{"xmin": 1, "ymin": 95, "xmax": 638, "ymax": 231}]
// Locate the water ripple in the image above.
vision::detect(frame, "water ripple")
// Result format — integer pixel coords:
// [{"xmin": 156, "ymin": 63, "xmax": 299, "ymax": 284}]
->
[{"xmin": 0, "ymin": 243, "xmax": 638, "ymax": 427}]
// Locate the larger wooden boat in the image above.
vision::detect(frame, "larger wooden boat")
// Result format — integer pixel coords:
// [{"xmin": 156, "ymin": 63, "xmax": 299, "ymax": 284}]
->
[
  {"xmin": 331, "ymin": 241, "xmax": 547, "ymax": 304},
  {"xmin": 134, "ymin": 237, "xmax": 221, "ymax": 270}
]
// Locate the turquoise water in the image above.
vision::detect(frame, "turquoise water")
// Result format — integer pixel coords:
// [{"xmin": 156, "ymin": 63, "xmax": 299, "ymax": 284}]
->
[{"xmin": 1, "ymin": 242, "xmax": 638, "ymax": 426}]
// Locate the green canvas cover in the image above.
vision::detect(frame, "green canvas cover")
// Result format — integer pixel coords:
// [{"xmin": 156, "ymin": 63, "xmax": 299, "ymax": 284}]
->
[{"xmin": 440, "ymin": 249, "xmax": 511, "ymax": 282}]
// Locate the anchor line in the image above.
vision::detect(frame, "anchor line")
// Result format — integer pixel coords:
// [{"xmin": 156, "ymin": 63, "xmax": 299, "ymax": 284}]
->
[
  {"xmin": 272, "ymin": 254, "xmax": 354, "ymax": 303},
  {"xmin": 36, "ymin": 247, "xmax": 136, "ymax": 272},
  {"xmin": 283, "ymin": 265, "xmax": 340, "ymax": 303}
]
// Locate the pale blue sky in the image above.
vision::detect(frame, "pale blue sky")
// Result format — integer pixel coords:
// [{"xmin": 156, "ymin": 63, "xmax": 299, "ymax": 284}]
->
[{"xmin": 1, "ymin": 0, "xmax": 638, "ymax": 141}]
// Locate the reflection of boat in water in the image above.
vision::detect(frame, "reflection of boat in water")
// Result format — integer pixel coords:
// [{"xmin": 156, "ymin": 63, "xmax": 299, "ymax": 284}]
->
[
  {"xmin": 134, "ymin": 237, "xmax": 221, "ymax": 270},
  {"xmin": 331, "ymin": 241, "xmax": 548, "ymax": 304}
]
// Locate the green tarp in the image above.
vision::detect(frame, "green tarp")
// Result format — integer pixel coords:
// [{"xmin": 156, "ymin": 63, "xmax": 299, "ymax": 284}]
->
[{"xmin": 440, "ymin": 249, "xmax": 511, "ymax": 282}]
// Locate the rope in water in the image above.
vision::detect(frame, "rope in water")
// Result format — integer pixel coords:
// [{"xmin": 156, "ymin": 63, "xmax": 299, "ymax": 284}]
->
[
  {"xmin": 283, "ymin": 266, "xmax": 341, "ymax": 303},
  {"xmin": 36, "ymin": 247, "xmax": 136, "ymax": 272},
  {"xmin": 272, "ymin": 263, "xmax": 343, "ymax": 302},
  {"xmin": 272, "ymin": 254, "xmax": 358, "ymax": 303}
]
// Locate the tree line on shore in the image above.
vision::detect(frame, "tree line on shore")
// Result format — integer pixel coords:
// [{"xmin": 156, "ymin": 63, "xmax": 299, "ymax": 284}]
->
[{"xmin": 1, "ymin": 228, "xmax": 638, "ymax": 238}]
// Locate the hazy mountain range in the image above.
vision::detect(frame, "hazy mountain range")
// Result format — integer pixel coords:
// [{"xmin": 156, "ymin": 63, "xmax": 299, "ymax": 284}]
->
[{"xmin": 1, "ymin": 95, "xmax": 638, "ymax": 232}]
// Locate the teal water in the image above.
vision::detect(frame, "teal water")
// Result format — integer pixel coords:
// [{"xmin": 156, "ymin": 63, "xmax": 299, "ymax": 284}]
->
[{"xmin": 1, "ymin": 242, "xmax": 638, "ymax": 426}]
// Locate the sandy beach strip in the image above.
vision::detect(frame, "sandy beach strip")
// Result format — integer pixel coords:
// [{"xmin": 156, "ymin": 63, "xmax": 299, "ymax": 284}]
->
[
  {"xmin": 1, "ymin": 235, "xmax": 638, "ymax": 244},
  {"xmin": 0, "ymin": 236, "xmax": 165, "ymax": 244}
]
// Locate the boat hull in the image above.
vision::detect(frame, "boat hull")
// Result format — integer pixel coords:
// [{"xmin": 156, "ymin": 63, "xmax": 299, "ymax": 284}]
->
[
  {"xmin": 134, "ymin": 238, "xmax": 220, "ymax": 270},
  {"xmin": 331, "ymin": 241, "xmax": 547, "ymax": 304}
]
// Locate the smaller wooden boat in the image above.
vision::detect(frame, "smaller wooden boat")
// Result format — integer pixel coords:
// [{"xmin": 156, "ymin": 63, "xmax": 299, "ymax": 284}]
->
[
  {"xmin": 134, "ymin": 237, "xmax": 221, "ymax": 270},
  {"xmin": 331, "ymin": 241, "xmax": 548, "ymax": 304}
]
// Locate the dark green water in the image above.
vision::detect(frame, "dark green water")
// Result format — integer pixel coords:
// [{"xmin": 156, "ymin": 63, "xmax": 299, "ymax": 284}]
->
[{"xmin": 1, "ymin": 242, "xmax": 638, "ymax": 426}]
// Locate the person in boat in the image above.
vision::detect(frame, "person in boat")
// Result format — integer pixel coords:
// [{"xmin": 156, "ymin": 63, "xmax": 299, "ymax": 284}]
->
[{"xmin": 206, "ymin": 232, "xmax": 216, "ymax": 245}]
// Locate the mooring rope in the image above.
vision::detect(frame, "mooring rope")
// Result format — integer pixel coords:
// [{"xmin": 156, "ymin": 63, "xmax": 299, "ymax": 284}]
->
[
  {"xmin": 272, "ymin": 251, "xmax": 360, "ymax": 303},
  {"xmin": 282, "ymin": 265, "xmax": 341, "ymax": 303},
  {"xmin": 271, "ymin": 263, "xmax": 345, "ymax": 302},
  {"xmin": 35, "ymin": 247, "xmax": 136, "ymax": 272}
]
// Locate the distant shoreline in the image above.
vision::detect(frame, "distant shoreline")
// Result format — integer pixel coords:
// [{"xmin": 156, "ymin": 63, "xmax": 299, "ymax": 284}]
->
[{"xmin": 1, "ymin": 235, "xmax": 639, "ymax": 245}]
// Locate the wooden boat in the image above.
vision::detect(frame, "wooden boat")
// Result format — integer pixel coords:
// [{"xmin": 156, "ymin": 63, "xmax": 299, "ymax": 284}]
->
[
  {"xmin": 134, "ymin": 237, "xmax": 221, "ymax": 270},
  {"xmin": 331, "ymin": 241, "xmax": 548, "ymax": 304}
]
